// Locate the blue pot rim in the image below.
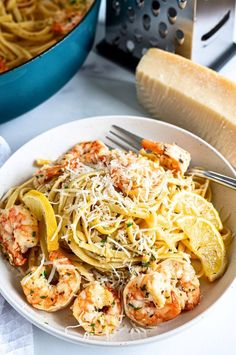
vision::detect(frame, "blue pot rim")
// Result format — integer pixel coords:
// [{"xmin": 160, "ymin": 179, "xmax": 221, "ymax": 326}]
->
[{"xmin": 0, "ymin": 0, "xmax": 100, "ymax": 78}]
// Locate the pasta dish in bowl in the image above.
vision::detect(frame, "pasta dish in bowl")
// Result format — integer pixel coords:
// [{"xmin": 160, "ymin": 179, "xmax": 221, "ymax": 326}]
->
[
  {"xmin": 0, "ymin": 0, "xmax": 100, "ymax": 122},
  {"xmin": 0, "ymin": 116, "xmax": 235, "ymax": 345},
  {"xmin": 0, "ymin": 0, "xmax": 94, "ymax": 73}
]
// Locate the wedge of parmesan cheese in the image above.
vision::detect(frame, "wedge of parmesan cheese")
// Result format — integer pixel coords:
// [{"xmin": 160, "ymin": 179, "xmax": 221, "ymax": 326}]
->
[{"xmin": 136, "ymin": 48, "xmax": 236, "ymax": 166}]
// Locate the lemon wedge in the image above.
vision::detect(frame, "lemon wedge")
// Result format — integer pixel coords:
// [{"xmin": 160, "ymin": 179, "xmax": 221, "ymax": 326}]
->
[
  {"xmin": 172, "ymin": 191, "xmax": 223, "ymax": 230},
  {"xmin": 23, "ymin": 190, "xmax": 58, "ymax": 252},
  {"xmin": 177, "ymin": 216, "xmax": 226, "ymax": 281}
]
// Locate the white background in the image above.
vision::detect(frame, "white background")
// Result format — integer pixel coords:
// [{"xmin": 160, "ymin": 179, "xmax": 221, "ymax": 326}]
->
[{"xmin": 1, "ymin": 1, "xmax": 236, "ymax": 354}]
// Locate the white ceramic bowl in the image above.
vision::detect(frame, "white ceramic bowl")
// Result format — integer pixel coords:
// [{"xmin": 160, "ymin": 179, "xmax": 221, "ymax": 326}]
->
[{"xmin": 0, "ymin": 115, "xmax": 235, "ymax": 346}]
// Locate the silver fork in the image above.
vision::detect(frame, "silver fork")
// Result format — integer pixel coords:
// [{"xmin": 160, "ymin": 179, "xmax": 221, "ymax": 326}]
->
[{"xmin": 106, "ymin": 125, "xmax": 236, "ymax": 190}]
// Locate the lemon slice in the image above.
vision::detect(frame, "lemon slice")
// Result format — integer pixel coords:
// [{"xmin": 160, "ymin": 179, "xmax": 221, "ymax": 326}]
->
[
  {"xmin": 177, "ymin": 216, "xmax": 226, "ymax": 281},
  {"xmin": 23, "ymin": 190, "xmax": 58, "ymax": 252},
  {"xmin": 172, "ymin": 191, "xmax": 223, "ymax": 230}
]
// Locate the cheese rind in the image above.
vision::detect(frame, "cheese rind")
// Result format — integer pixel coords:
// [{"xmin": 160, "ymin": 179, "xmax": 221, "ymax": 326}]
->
[{"xmin": 136, "ymin": 48, "xmax": 236, "ymax": 166}]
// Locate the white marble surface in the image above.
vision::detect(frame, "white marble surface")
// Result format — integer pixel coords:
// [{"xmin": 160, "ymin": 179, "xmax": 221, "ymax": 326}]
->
[{"xmin": 1, "ymin": 3, "xmax": 236, "ymax": 354}]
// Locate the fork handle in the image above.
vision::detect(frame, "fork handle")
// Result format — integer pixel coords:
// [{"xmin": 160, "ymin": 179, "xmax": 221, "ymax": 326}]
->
[{"xmin": 189, "ymin": 168, "xmax": 236, "ymax": 190}]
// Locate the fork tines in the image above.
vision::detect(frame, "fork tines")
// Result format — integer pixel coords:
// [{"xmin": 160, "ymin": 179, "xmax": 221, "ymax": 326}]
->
[{"xmin": 106, "ymin": 125, "xmax": 143, "ymax": 152}]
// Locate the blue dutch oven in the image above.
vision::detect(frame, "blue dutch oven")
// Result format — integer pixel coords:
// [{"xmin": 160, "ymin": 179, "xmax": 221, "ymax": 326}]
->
[{"xmin": 0, "ymin": 0, "xmax": 101, "ymax": 123}]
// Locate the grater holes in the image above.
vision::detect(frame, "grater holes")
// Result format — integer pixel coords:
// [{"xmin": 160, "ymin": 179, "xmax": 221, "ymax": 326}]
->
[
  {"xmin": 143, "ymin": 14, "xmax": 151, "ymax": 31},
  {"xmin": 159, "ymin": 22, "xmax": 168, "ymax": 38},
  {"xmin": 134, "ymin": 29, "xmax": 143, "ymax": 43},
  {"xmin": 112, "ymin": 0, "xmax": 121, "ymax": 16},
  {"xmin": 149, "ymin": 36, "xmax": 159, "ymax": 47},
  {"xmin": 175, "ymin": 29, "xmax": 185, "ymax": 45},
  {"xmin": 177, "ymin": 0, "xmax": 187, "ymax": 10},
  {"xmin": 127, "ymin": 6, "xmax": 135, "ymax": 23},
  {"xmin": 152, "ymin": 1, "xmax": 160, "ymax": 16},
  {"xmin": 126, "ymin": 40, "xmax": 135, "ymax": 52},
  {"xmin": 168, "ymin": 7, "xmax": 177, "ymax": 24},
  {"xmin": 136, "ymin": 0, "xmax": 145, "ymax": 8}
]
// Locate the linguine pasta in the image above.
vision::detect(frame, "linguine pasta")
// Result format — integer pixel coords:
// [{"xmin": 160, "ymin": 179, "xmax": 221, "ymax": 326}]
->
[
  {"xmin": 0, "ymin": 140, "xmax": 231, "ymax": 334},
  {"xmin": 0, "ymin": 143, "xmax": 230, "ymax": 278},
  {"xmin": 0, "ymin": 0, "xmax": 94, "ymax": 73}
]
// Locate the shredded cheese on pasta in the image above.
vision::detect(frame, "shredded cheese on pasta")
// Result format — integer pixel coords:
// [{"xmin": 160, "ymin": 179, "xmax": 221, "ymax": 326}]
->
[{"xmin": 0, "ymin": 143, "xmax": 229, "ymax": 291}]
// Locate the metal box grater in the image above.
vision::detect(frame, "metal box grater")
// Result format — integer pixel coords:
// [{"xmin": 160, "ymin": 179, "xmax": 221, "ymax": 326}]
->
[{"xmin": 97, "ymin": 0, "xmax": 236, "ymax": 70}]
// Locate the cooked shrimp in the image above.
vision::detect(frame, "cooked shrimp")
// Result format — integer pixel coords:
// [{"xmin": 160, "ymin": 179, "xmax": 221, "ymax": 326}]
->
[
  {"xmin": 58, "ymin": 140, "xmax": 110, "ymax": 165},
  {"xmin": 108, "ymin": 150, "xmax": 139, "ymax": 194},
  {"xmin": 72, "ymin": 281, "xmax": 122, "ymax": 335},
  {"xmin": 21, "ymin": 251, "xmax": 81, "ymax": 312},
  {"xmin": 107, "ymin": 149, "xmax": 166, "ymax": 201},
  {"xmin": 34, "ymin": 141, "xmax": 110, "ymax": 187},
  {"xmin": 52, "ymin": 10, "xmax": 83, "ymax": 35},
  {"xmin": 156, "ymin": 259, "xmax": 200, "ymax": 311},
  {"xmin": 34, "ymin": 157, "xmax": 83, "ymax": 186},
  {"xmin": 0, "ymin": 57, "xmax": 8, "ymax": 73},
  {"xmin": 123, "ymin": 272, "xmax": 181, "ymax": 327},
  {"xmin": 141, "ymin": 139, "xmax": 191, "ymax": 174},
  {"xmin": 123, "ymin": 259, "xmax": 200, "ymax": 327},
  {"xmin": 0, "ymin": 205, "xmax": 39, "ymax": 266}
]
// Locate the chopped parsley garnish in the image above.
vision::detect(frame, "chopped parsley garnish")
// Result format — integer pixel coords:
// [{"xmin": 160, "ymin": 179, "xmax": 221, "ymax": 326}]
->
[
  {"xmin": 150, "ymin": 254, "xmax": 156, "ymax": 261},
  {"xmin": 40, "ymin": 295, "xmax": 48, "ymax": 299},
  {"xmin": 128, "ymin": 303, "xmax": 142, "ymax": 310},
  {"xmin": 140, "ymin": 285, "xmax": 150, "ymax": 298},
  {"xmin": 100, "ymin": 236, "xmax": 107, "ymax": 246},
  {"xmin": 140, "ymin": 285, "xmax": 146, "ymax": 292},
  {"xmin": 126, "ymin": 222, "xmax": 133, "ymax": 228},
  {"xmin": 141, "ymin": 261, "xmax": 150, "ymax": 268},
  {"xmin": 32, "ymin": 231, "xmax": 37, "ymax": 237},
  {"xmin": 70, "ymin": 0, "xmax": 77, "ymax": 4}
]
